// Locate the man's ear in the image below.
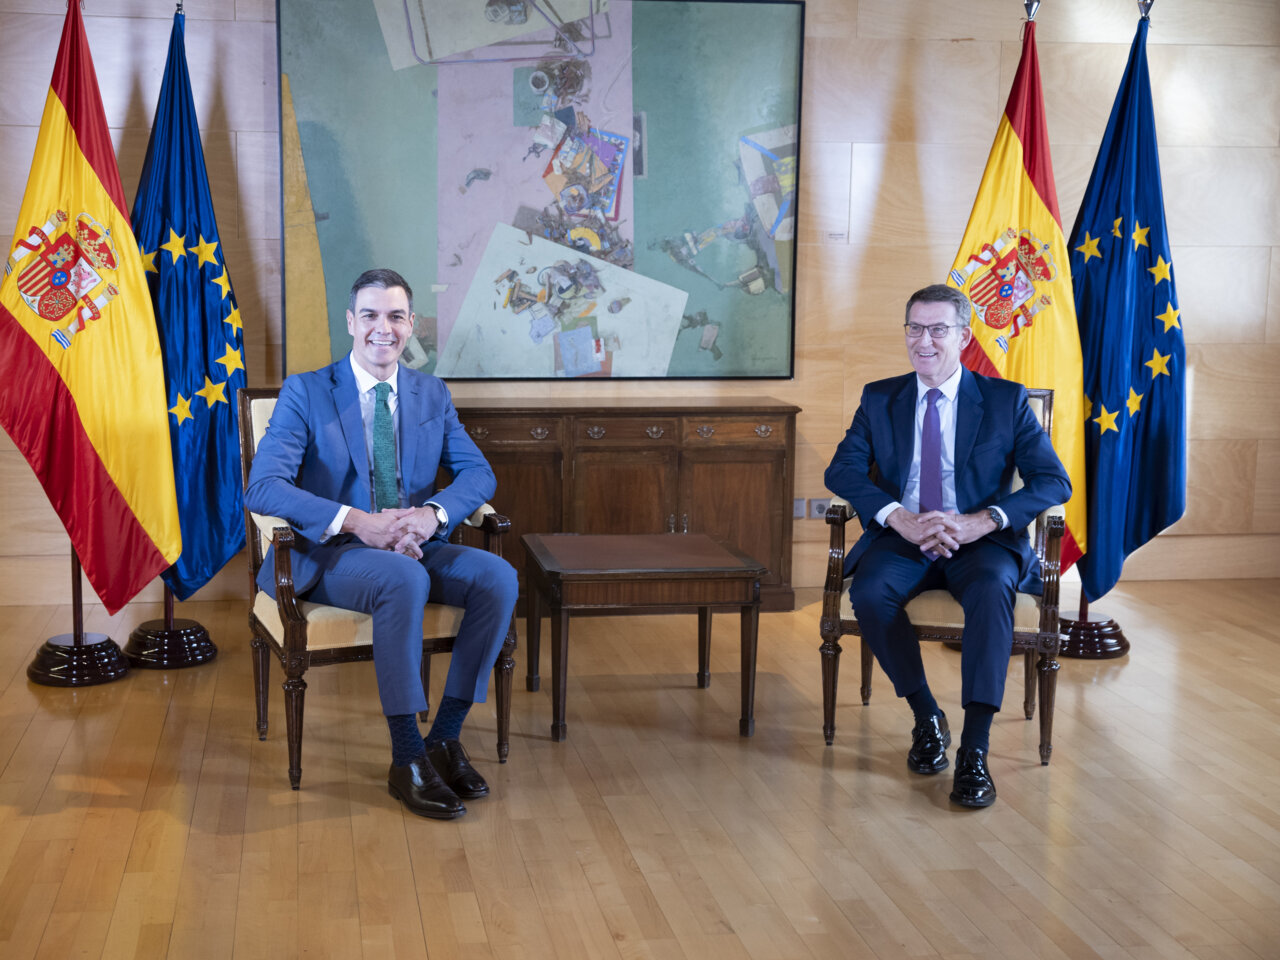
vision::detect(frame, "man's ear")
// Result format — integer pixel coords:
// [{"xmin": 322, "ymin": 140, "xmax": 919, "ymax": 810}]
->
[{"xmin": 958, "ymin": 324, "xmax": 974, "ymax": 348}]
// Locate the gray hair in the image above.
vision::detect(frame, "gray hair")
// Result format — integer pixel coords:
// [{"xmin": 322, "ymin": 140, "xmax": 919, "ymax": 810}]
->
[{"xmin": 904, "ymin": 284, "xmax": 971, "ymax": 327}]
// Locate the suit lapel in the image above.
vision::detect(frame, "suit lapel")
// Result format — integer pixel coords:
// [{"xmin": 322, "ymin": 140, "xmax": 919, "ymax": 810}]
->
[
  {"xmin": 398, "ymin": 367, "xmax": 421, "ymax": 487},
  {"xmin": 890, "ymin": 375, "xmax": 916, "ymax": 492},
  {"xmin": 954, "ymin": 367, "xmax": 984, "ymax": 476},
  {"xmin": 332, "ymin": 357, "xmax": 371, "ymax": 505}
]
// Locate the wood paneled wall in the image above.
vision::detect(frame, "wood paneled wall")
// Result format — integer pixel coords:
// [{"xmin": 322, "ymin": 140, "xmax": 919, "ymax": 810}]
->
[{"xmin": 0, "ymin": 0, "xmax": 1276, "ymax": 605}]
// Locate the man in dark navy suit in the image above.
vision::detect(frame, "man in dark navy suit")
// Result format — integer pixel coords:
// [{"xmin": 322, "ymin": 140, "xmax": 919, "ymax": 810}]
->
[
  {"xmin": 246, "ymin": 268, "xmax": 517, "ymax": 820},
  {"xmin": 825, "ymin": 284, "xmax": 1070, "ymax": 807}
]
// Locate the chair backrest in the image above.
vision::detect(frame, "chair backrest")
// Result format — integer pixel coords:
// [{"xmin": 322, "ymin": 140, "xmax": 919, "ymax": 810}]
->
[
  {"xmin": 1010, "ymin": 387, "xmax": 1053, "ymax": 503},
  {"xmin": 237, "ymin": 387, "xmax": 282, "ymax": 595}
]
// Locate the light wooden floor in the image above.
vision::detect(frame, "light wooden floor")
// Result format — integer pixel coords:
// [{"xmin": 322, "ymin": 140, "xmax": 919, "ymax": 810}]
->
[{"xmin": 1, "ymin": 579, "xmax": 1277, "ymax": 960}]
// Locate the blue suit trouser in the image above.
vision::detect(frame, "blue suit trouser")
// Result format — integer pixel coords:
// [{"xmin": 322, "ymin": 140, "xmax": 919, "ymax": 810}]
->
[
  {"xmin": 847, "ymin": 535, "xmax": 1020, "ymax": 710},
  {"xmin": 304, "ymin": 541, "xmax": 518, "ymax": 716}
]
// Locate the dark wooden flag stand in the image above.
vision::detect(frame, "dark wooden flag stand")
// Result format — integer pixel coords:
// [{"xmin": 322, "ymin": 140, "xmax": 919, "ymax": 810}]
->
[
  {"xmin": 27, "ymin": 549, "xmax": 130, "ymax": 686},
  {"xmin": 1059, "ymin": 595, "xmax": 1129, "ymax": 659},
  {"xmin": 125, "ymin": 584, "xmax": 217, "ymax": 668}
]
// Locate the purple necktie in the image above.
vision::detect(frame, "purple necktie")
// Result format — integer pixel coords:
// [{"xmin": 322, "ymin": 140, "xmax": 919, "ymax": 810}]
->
[{"xmin": 919, "ymin": 388, "xmax": 943, "ymax": 514}]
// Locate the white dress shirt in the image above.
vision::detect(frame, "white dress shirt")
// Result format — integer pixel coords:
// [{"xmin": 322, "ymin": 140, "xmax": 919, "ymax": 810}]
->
[{"xmin": 873, "ymin": 365, "xmax": 1006, "ymax": 530}]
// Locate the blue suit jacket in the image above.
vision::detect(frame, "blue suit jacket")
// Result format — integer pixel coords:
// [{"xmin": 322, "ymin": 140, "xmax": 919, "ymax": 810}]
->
[
  {"xmin": 244, "ymin": 355, "xmax": 496, "ymax": 596},
  {"xmin": 824, "ymin": 368, "xmax": 1070, "ymax": 594}
]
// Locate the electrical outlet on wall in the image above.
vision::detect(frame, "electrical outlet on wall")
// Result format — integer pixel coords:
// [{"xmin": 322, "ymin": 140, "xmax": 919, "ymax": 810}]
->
[
  {"xmin": 793, "ymin": 498, "xmax": 806, "ymax": 519},
  {"xmin": 809, "ymin": 497, "xmax": 832, "ymax": 519}
]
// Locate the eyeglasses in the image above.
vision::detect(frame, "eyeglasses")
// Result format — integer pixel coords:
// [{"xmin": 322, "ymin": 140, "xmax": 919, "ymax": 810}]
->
[{"xmin": 904, "ymin": 322, "xmax": 961, "ymax": 339}]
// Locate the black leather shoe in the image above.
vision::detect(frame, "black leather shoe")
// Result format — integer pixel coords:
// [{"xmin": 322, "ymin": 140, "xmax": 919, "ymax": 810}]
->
[
  {"xmin": 907, "ymin": 713, "xmax": 951, "ymax": 774},
  {"xmin": 387, "ymin": 757, "xmax": 466, "ymax": 819},
  {"xmin": 426, "ymin": 739, "xmax": 490, "ymax": 799},
  {"xmin": 949, "ymin": 746, "xmax": 997, "ymax": 808}
]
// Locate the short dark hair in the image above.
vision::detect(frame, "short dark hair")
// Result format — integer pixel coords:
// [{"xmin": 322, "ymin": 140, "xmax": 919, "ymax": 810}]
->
[
  {"xmin": 349, "ymin": 268, "xmax": 414, "ymax": 314},
  {"xmin": 905, "ymin": 284, "xmax": 971, "ymax": 327}
]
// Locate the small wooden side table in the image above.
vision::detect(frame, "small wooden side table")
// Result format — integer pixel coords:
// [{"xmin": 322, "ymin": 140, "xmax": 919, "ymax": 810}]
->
[{"xmin": 521, "ymin": 533, "xmax": 766, "ymax": 741}]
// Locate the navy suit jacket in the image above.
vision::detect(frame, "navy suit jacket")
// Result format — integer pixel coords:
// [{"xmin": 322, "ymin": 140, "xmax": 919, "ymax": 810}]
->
[
  {"xmin": 824, "ymin": 367, "xmax": 1070, "ymax": 594},
  {"xmin": 244, "ymin": 355, "xmax": 495, "ymax": 596}
]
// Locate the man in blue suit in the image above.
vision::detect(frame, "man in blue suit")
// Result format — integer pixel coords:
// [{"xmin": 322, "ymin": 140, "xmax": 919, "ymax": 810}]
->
[
  {"xmin": 246, "ymin": 268, "xmax": 517, "ymax": 820},
  {"xmin": 824, "ymin": 284, "xmax": 1070, "ymax": 808}
]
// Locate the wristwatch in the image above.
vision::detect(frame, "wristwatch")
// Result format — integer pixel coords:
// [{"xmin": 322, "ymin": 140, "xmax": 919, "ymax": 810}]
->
[
  {"xmin": 986, "ymin": 506, "xmax": 1003, "ymax": 530},
  {"xmin": 427, "ymin": 502, "xmax": 448, "ymax": 530}
]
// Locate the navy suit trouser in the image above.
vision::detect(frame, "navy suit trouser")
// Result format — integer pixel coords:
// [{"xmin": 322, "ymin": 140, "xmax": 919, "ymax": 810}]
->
[
  {"xmin": 848, "ymin": 534, "xmax": 1020, "ymax": 710},
  {"xmin": 304, "ymin": 540, "xmax": 518, "ymax": 716}
]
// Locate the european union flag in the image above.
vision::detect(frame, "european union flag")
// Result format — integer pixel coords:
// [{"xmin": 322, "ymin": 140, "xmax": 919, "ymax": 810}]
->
[
  {"xmin": 1067, "ymin": 17, "xmax": 1185, "ymax": 603},
  {"xmin": 132, "ymin": 11, "xmax": 246, "ymax": 599}
]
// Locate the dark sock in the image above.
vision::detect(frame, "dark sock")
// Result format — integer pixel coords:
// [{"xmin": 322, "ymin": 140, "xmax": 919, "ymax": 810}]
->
[
  {"xmin": 960, "ymin": 702, "xmax": 998, "ymax": 752},
  {"xmin": 387, "ymin": 713, "xmax": 425, "ymax": 766},
  {"xmin": 425, "ymin": 696, "xmax": 472, "ymax": 748},
  {"xmin": 905, "ymin": 685, "xmax": 941, "ymax": 723}
]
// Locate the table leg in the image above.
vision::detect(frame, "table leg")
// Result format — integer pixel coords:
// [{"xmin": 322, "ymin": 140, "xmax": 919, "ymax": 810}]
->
[
  {"xmin": 550, "ymin": 605, "xmax": 569, "ymax": 742},
  {"xmin": 697, "ymin": 607, "xmax": 712, "ymax": 688},
  {"xmin": 525, "ymin": 579, "xmax": 542, "ymax": 692},
  {"xmin": 739, "ymin": 602, "xmax": 760, "ymax": 737}
]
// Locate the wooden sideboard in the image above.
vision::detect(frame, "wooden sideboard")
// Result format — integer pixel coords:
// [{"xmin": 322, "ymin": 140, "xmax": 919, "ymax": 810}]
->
[{"xmin": 453, "ymin": 397, "xmax": 802, "ymax": 611}]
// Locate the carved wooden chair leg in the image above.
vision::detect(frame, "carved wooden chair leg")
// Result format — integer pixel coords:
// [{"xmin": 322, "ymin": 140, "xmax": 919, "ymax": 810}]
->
[
  {"xmin": 251, "ymin": 635, "xmax": 270, "ymax": 740},
  {"xmin": 1037, "ymin": 635, "xmax": 1061, "ymax": 766},
  {"xmin": 283, "ymin": 675, "xmax": 307, "ymax": 790},
  {"xmin": 494, "ymin": 628, "xmax": 516, "ymax": 763},
  {"xmin": 819, "ymin": 635, "xmax": 842, "ymax": 745},
  {"xmin": 419, "ymin": 654, "xmax": 433, "ymax": 724},
  {"xmin": 859, "ymin": 638, "xmax": 874, "ymax": 705},
  {"xmin": 1022, "ymin": 649, "xmax": 1037, "ymax": 720}
]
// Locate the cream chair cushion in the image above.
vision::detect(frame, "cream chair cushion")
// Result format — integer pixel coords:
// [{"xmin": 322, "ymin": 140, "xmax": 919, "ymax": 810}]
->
[
  {"xmin": 252, "ymin": 591, "xmax": 465, "ymax": 651},
  {"xmin": 838, "ymin": 581, "xmax": 1042, "ymax": 631}
]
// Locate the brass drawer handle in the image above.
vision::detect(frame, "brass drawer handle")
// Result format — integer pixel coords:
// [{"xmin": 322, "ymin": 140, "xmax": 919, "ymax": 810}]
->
[
  {"xmin": 646, "ymin": 425, "xmax": 665, "ymax": 439},
  {"xmin": 695, "ymin": 424, "xmax": 715, "ymax": 439},
  {"xmin": 469, "ymin": 426, "xmax": 490, "ymax": 440},
  {"xmin": 755, "ymin": 424, "xmax": 773, "ymax": 438},
  {"xmin": 586, "ymin": 425, "xmax": 606, "ymax": 439},
  {"xmin": 530, "ymin": 426, "xmax": 550, "ymax": 440}
]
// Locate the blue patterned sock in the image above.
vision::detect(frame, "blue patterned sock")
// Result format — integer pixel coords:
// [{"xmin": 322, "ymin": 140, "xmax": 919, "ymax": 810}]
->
[
  {"xmin": 960, "ymin": 702, "xmax": 997, "ymax": 752},
  {"xmin": 905, "ymin": 685, "xmax": 941, "ymax": 722},
  {"xmin": 387, "ymin": 713, "xmax": 425, "ymax": 766},
  {"xmin": 424, "ymin": 696, "xmax": 472, "ymax": 747}
]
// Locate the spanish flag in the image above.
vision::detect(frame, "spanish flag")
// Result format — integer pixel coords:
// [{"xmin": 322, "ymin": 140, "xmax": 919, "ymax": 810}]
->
[
  {"xmin": 947, "ymin": 20, "xmax": 1087, "ymax": 568},
  {"xmin": 0, "ymin": 2, "xmax": 181, "ymax": 613}
]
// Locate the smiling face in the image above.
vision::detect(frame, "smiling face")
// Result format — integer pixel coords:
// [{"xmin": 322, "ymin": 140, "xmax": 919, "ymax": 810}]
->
[
  {"xmin": 347, "ymin": 284, "xmax": 414, "ymax": 380},
  {"xmin": 906, "ymin": 300, "xmax": 972, "ymax": 387}
]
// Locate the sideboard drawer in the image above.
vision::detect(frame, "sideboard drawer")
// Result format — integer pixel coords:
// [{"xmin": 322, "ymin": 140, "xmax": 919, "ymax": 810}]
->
[
  {"xmin": 574, "ymin": 418, "xmax": 677, "ymax": 445},
  {"xmin": 681, "ymin": 416, "xmax": 788, "ymax": 446},
  {"xmin": 462, "ymin": 416, "xmax": 562, "ymax": 446}
]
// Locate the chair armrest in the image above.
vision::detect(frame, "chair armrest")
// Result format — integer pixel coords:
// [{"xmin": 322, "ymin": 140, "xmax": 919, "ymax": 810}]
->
[
  {"xmin": 822, "ymin": 497, "xmax": 854, "ymax": 600},
  {"xmin": 251, "ymin": 512, "xmax": 290, "ymax": 542},
  {"xmin": 460, "ymin": 502, "xmax": 512, "ymax": 556},
  {"xmin": 268, "ymin": 525, "xmax": 307, "ymax": 631},
  {"xmin": 1037, "ymin": 512, "xmax": 1065, "ymax": 634}
]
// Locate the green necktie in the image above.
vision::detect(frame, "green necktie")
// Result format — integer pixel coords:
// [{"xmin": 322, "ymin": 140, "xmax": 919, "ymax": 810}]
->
[{"xmin": 372, "ymin": 381, "xmax": 399, "ymax": 511}]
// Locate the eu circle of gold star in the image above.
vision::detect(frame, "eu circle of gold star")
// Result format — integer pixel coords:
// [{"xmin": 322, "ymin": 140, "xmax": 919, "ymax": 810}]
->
[
  {"xmin": 188, "ymin": 235, "xmax": 220, "ymax": 269},
  {"xmin": 161, "ymin": 228, "xmax": 187, "ymax": 262},
  {"xmin": 1145, "ymin": 347, "xmax": 1172, "ymax": 378},
  {"xmin": 1075, "ymin": 232, "xmax": 1102, "ymax": 263},
  {"xmin": 216, "ymin": 344, "xmax": 245, "ymax": 376},
  {"xmin": 169, "ymin": 393, "xmax": 193, "ymax": 425},
  {"xmin": 1093, "ymin": 404, "xmax": 1119, "ymax": 435},
  {"xmin": 1156, "ymin": 303, "xmax": 1181, "ymax": 332},
  {"xmin": 1127, "ymin": 387, "xmax": 1144, "ymax": 416},
  {"xmin": 1148, "ymin": 254, "xmax": 1172, "ymax": 284},
  {"xmin": 1131, "ymin": 221, "xmax": 1150, "ymax": 251},
  {"xmin": 195, "ymin": 375, "xmax": 228, "ymax": 407}
]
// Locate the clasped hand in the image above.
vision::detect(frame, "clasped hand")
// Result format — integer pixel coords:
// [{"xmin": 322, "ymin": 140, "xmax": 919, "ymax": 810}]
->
[
  {"xmin": 344, "ymin": 505, "xmax": 440, "ymax": 559},
  {"xmin": 886, "ymin": 508, "xmax": 997, "ymax": 559}
]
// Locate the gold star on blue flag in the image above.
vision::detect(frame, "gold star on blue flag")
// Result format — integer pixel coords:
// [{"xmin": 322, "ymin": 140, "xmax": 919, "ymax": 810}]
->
[
  {"xmin": 131, "ymin": 11, "xmax": 246, "ymax": 599},
  {"xmin": 1067, "ymin": 16, "xmax": 1186, "ymax": 603}
]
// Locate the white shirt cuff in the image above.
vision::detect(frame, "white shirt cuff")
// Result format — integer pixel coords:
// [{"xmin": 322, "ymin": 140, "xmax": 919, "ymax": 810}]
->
[
  {"xmin": 875, "ymin": 502, "xmax": 903, "ymax": 528},
  {"xmin": 324, "ymin": 505, "xmax": 352, "ymax": 541}
]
